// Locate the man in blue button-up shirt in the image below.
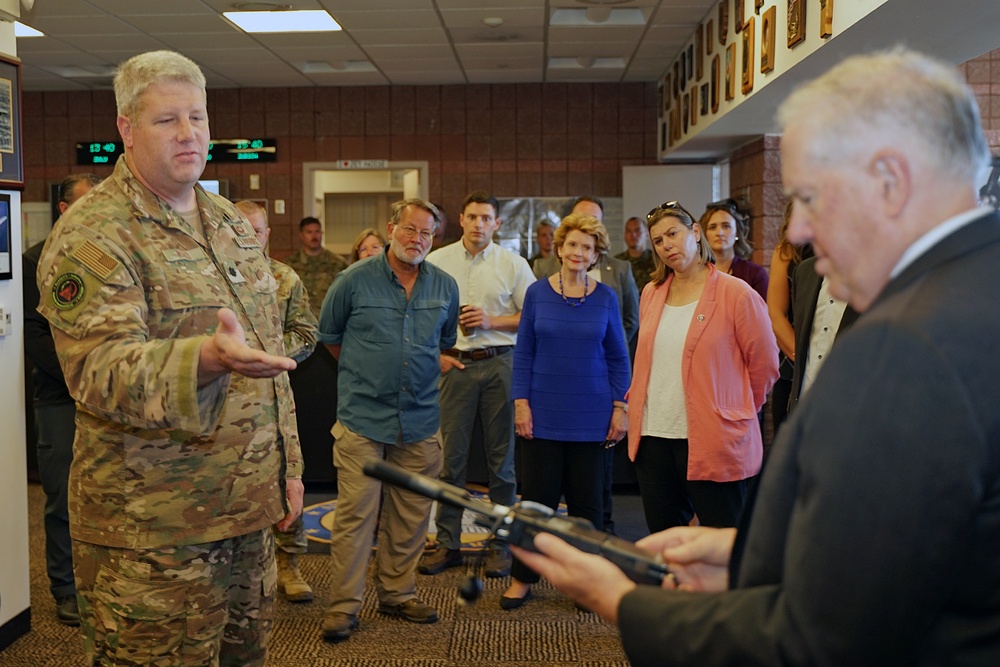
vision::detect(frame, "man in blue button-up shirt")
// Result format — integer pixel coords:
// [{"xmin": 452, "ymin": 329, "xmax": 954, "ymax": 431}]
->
[{"xmin": 317, "ymin": 198, "xmax": 459, "ymax": 643}]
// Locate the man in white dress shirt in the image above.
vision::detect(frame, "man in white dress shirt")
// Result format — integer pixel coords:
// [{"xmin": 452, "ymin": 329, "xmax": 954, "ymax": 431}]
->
[{"xmin": 419, "ymin": 190, "xmax": 535, "ymax": 578}]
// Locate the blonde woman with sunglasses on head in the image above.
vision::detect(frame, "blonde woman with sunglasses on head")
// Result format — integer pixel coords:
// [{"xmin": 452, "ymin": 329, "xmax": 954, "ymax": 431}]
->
[{"xmin": 626, "ymin": 202, "xmax": 778, "ymax": 534}]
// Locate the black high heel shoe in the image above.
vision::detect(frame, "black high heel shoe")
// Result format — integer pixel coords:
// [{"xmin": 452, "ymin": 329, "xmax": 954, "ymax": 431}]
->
[{"xmin": 499, "ymin": 589, "xmax": 532, "ymax": 610}]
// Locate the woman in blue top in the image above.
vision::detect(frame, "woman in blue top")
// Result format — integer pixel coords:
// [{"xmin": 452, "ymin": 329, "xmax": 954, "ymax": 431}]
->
[{"xmin": 502, "ymin": 212, "xmax": 631, "ymax": 609}]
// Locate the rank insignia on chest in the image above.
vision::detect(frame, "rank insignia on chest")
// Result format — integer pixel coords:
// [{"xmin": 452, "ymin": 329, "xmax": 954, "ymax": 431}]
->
[{"xmin": 223, "ymin": 261, "xmax": 247, "ymax": 284}]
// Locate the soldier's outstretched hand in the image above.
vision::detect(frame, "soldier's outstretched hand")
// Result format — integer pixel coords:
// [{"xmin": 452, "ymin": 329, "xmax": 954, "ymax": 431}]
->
[{"xmin": 198, "ymin": 308, "xmax": 297, "ymax": 385}]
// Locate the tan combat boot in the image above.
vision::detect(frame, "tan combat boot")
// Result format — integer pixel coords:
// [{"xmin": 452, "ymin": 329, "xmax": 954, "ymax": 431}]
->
[{"xmin": 276, "ymin": 551, "xmax": 314, "ymax": 603}]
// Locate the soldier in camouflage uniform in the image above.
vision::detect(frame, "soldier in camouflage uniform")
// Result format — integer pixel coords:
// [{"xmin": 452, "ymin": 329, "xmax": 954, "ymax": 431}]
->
[
  {"xmin": 236, "ymin": 199, "xmax": 318, "ymax": 604},
  {"xmin": 615, "ymin": 216, "xmax": 656, "ymax": 293},
  {"xmin": 36, "ymin": 51, "xmax": 303, "ymax": 667},
  {"xmin": 284, "ymin": 216, "xmax": 349, "ymax": 317}
]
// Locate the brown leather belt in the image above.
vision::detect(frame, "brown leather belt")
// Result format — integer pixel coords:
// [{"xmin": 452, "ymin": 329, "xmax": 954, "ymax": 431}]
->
[{"xmin": 443, "ymin": 345, "xmax": 513, "ymax": 362}]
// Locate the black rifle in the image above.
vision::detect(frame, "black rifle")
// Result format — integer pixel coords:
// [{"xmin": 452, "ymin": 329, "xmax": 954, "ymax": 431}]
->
[{"xmin": 363, "ymin": 459, "xmax": 670, "ymax": 586}]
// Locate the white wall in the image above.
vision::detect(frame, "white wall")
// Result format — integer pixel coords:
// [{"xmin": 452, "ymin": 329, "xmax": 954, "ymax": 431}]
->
[
  {"xmin": 0, "ymin": 18, "xmax": 30, "ymax": 639},
  {"xmin": 622, "ymin": 163, "xmax": 726, "ymax": 234}
]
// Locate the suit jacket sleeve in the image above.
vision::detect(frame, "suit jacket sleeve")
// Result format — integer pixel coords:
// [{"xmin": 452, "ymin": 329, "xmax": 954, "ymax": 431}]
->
[
  {"xmin": 789, "ymin": 257, "xmax": 821, "ymax": 407},
  {"xmin": 618, "ymin": 261, "xmax": 640, "ymax": 343}
]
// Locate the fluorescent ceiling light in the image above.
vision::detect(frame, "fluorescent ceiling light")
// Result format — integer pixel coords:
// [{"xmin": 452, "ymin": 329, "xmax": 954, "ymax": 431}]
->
[
  {"xmin": 15, "ymin": 22, "xmax": 44, "ymax": 37},
  {"xmin": 550, "ymin": 8, "xmax": 647, "ymax": 26},
  {"xmin": 224, "ymin": 10, "xmax": 341, "ymax": 33},
  {"xmin": 548, "ymin": 56, "xmax": 625, "ymax": 70},
  {"xmin": 298, "ymin": 60, "xmax": 376, "ymax": 74}
]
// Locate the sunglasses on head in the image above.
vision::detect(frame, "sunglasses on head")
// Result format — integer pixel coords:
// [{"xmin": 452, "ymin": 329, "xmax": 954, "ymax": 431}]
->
[
  {"xmin": 647, "ymin": 200, "xmax": 695, "ymax": 223},
  {"xmin": 706, "ymin": 198, "xmax": 744, "ymax": 220}
]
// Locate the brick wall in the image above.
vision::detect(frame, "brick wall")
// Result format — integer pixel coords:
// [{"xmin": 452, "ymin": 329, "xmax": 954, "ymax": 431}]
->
[
  {"xmin": 23, "ymin": 82, "xmax": 659, "ymax": 259},
  {"xmin": 722, "ymin": 48, "xmax": 1000, "ymax": 273}
]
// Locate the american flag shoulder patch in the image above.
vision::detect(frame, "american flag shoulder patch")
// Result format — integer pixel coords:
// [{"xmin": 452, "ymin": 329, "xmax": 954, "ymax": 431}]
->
[{"xmin": 69, "ymin": 240, "xmax": 121, "ymax": 282}]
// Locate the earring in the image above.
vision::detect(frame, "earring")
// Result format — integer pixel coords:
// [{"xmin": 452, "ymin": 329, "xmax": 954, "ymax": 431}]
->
[{"xmin": 734, "ymin": 236, "xmax": 739, "ymax": 240}]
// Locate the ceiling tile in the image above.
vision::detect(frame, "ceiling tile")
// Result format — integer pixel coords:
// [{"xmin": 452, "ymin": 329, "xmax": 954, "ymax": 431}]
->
[
  {"xmin": 330, "ymin": 10, "xmax": 442, "ymax": 30},
  {"xmin": 439, "ymin": 8, "xmax": 546, "ymax": 29},
  {"xmin": 341, "ymin": 28, "xmax": 448, "ymax": 46}
]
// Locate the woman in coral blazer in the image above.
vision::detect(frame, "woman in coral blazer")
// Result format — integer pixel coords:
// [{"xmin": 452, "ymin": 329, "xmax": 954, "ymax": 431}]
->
[{"xmin": 628, "ymin": 201, "xmax": 778, "ymax": 533}]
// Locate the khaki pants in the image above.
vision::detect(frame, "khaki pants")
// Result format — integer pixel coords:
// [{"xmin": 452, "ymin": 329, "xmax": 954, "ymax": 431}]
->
[
  {"xmin": 325, "ymin": 422, "xmax": 442, "ymax": 615},
  {"xmin": 74, "ymin": 528, "xmax": 275, "ymax": 667}
]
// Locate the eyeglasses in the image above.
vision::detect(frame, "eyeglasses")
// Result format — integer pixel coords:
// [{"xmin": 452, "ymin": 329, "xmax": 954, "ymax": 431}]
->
[
  {"xmin": 647, "ymin": 200, "xmax": 695, "ymax": 223},
  {"xmin": 396, "ymin": 225, "xmax": 435, "ymax": 242}
]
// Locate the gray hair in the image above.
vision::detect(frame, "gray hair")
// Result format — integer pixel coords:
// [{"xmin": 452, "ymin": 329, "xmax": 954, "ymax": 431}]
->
[
  {"xmin": 114, "ymin": 51, "xmax": 207, "ymax": 118},
  {"xmin": 390, "ymin": 198, "xmax": 441, "ymax": 227},
  {"xmin": 777, "ymin": 47, "xmax": 989, "ymax": 187}
]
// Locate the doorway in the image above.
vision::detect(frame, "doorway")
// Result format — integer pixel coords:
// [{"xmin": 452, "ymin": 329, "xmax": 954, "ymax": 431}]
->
[{"xmin": 302, "ymin": 161, "xmax": 428, "ymax": 256}]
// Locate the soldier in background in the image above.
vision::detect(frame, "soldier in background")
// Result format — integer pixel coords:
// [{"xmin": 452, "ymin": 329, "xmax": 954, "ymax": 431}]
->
[
  {"xmin": 37, "ymin": 51, "xmax": 302, "ymax": 666},
  {"xmin": 615, "ymin": 216, "xmax": 655, "ymax": 293},
  {"xmin": 284, "ymin": 215, "xmax": 348, "ymax": 317},
  {"xmin": 237, "ymin": 199, "xmax": 318, "ymax": 603},
  {"xmin": 22, "ymin": 172, "xmax": 101, "ymax": 626}
]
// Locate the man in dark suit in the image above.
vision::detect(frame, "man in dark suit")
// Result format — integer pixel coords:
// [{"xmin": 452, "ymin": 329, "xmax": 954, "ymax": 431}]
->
[
  {"xmin": 787, "ymin": 255, "xmax": 860, "ymax": 412},
  {"xmin": 512, "ymin": 48, "xmax": 1000, "ymax": 665}
]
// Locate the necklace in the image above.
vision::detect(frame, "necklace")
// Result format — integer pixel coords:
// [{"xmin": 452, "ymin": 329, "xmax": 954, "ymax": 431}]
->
[{"xmin": 559, "ymin": 271, "xmax": 588, "ymax": 307}]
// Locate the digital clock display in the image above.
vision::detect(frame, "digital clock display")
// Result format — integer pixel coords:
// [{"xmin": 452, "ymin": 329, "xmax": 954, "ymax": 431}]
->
[{"xmin": 76, "ymin": 138, "xmax": 277, "ymax": 165}]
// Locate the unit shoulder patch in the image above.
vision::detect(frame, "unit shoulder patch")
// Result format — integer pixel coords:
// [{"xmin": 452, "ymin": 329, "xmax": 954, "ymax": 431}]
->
[{"xmin": 52, "ymin": 272, "xmax": 86, "ymax": 310}]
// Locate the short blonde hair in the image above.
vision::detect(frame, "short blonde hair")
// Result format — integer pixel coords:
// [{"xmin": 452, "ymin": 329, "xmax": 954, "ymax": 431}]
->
[
  {"xmin": 114, "ymin": 50, "xmax": 206, "ymax": 119},
  {"xmin": 351, "ymin": 227, "xmax": 387, "ymax": 262},
  {"xmin": 554, "ymin": 213, "xmax": 609, "ymax": 270},
  {"xmin": 234, "ymin": 200, "xmax": 266, "ymax": 223}
]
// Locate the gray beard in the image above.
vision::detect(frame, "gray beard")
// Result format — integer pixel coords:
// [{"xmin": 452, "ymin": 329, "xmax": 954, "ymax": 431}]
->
[{"xmin": 391, "ymin": 241, "xmax": 426, "ymax": 266}]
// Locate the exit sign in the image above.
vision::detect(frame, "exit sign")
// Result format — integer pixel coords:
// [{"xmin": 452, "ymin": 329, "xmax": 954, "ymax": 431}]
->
[{"xmin": 76, "ymin": 138, "xmax": 278, "ymax": 165}]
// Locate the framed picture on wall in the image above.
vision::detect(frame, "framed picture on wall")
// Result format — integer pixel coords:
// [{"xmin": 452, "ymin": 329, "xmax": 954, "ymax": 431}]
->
[
  {"xmin": 761, "ymin": 6, "xmax": 777, "ymax": 73},
  {"xmin": 0, "ymin": 56, "xmax": 23, "ymax": 189},
  {"xmin": 734, "ymin": 0, "xmax": 744, "ymax": 34},
  {"xmin": 690, "ymin": 90, "xmax": 698, "ymax": 127},
  {"xmin": 820, "ymin": 0, "xmax": 834, "ymax": 38},
  {"xmin": 700, "ymin": 83, "xmax": 709, "ymax": 116},
  {"xmin": 788, "ymin": 0, "xmax": 806, "ymax": 48},
  {"xmin": 725, "ymin": 42, "xmax": 737, "ymax": 100},
  {"xmin": 719, "ymin": 0, "xmax": 729, "ymax": 44},
  {"xmin": 755, "ymin": 0, "xmax": 765, "ymax": 13},
  {"xmin": 706, "ymin": 19, "xmax": 715, "ymax": 54},
  {"xmin": 682, "ymin": 92, "xmax": 689, "ymax": 134},
  {"xmin": 0, "ymin": 193, "xmax": 11, "ymax": 280},
  {"xmin": 687, "ymin": 44, "xmax": 694, "ymax": 80},
  {"xmin": 711, "ymin": 54, "xmax": 721, "ymax": 112},
  {"xmin": 741, "ymin": 16, "xmax": 755, "ymax": 94},
  {"xmin": 695, "ymin": 24, "xmax": 704, "ymax": 80}
]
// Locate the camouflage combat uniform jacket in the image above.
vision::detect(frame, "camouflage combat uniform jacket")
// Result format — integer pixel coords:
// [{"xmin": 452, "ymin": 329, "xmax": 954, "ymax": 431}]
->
[
  {"xmin": 284, "ymin": 247, "xmax": 348, "ymax": 317},
  {"xmin": 37, "ymin": 155, "xmax": 303, "ymax": 550},
  {"xmin": 269, "ymin": 257, "xmax": 317, "ymax": 362}
]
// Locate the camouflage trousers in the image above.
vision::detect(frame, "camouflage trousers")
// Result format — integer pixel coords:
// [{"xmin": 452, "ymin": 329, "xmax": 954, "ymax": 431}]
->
[
  {"xmin": 272, "ymin": 516, "xmax": 308, "ymax": 554},
  {"xmin": 73, "ymin": 528, "xmax": 276, "ymax": 667}
]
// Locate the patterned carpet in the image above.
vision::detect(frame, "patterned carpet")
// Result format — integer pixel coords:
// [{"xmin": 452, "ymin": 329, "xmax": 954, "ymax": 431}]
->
[{"xmin": 2, "ymin": 483, "xmax": 633, "ymax": 666}]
